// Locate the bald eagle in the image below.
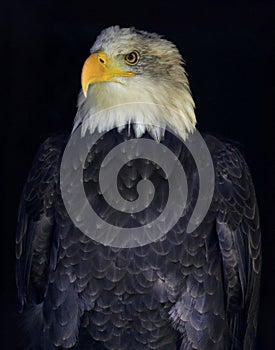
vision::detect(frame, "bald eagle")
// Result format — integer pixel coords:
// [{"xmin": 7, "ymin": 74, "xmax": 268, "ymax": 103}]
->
[{"xmin": 16, "ymin": 26, "xmax": 261, "ymax": 350}]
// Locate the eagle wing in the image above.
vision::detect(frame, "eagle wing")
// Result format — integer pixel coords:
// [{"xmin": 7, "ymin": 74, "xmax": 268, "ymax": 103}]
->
[
  {"xmin": 212, "ymin": 136, "xmax": 261, "ymax": 349},
  {"xmin": 16, "ymin": 134, "xmax": 67, "ymax": 312}
]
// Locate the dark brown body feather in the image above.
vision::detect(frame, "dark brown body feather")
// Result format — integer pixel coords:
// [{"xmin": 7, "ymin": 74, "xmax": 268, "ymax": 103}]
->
[{"xmin": 16, "ymin": 127, "xmax": 261, "ymax": 349}]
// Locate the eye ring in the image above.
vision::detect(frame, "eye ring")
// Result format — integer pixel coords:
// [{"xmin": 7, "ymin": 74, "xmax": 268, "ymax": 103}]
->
[{"xmin": 124, "ymin": 50, "xmax": 139, "ymax": 65}]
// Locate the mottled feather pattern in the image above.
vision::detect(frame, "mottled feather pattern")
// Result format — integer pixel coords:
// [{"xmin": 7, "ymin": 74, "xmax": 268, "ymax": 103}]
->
[{"xmin": 16, "ymin": 128, "xmax": 261, "ymax": 349}]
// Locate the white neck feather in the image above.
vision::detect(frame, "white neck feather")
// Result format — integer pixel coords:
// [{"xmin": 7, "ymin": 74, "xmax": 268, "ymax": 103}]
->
[{"xmin": 74, "ymin": 77, "xmax": 196, "ymax": 141}]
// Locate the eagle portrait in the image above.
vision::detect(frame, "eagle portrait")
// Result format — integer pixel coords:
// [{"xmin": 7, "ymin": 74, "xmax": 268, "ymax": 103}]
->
[{"xmin": 16, "ymin": 26, "xmax": 261, "ymax": 350}]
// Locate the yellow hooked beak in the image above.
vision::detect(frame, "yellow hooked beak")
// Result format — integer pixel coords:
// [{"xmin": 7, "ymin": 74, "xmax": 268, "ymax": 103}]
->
[{"xmin": 81, "ymin": 51, "xmax": 135, "ymax": 97}]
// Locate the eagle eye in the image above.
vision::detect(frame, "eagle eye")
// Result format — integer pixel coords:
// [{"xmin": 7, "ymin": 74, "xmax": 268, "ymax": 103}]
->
[{"xmin": 124, "ymin": 51, "xmax": 139, "ymax": 65}]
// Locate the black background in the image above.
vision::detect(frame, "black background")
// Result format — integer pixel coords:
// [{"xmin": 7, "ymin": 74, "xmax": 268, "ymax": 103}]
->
[{"xmin": 2, "ymin": 1, "xmax": 275, "ymax": 349}]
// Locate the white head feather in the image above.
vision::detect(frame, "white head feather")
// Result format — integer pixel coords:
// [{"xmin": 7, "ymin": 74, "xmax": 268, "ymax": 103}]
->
[{"xmin": 74, "ymin": 26, "xmax": 196, "ymax": 141}]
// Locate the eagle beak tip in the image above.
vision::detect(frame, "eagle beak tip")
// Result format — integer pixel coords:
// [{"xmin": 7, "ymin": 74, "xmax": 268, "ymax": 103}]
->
[{"xmin": 82, "ymin": 83, "xmax": 89, "ymax": 98}]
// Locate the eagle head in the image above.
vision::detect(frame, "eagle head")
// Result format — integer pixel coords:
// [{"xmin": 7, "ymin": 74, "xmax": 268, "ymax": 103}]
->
[{"xmin": 75, "ymin": 26, "xmax": 196, "ymax": 141}]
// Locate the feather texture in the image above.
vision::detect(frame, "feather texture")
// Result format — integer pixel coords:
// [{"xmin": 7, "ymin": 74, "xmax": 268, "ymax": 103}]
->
[{"xmin": 16, "ymin": 128, "xmax": 261, "ymax": 349}]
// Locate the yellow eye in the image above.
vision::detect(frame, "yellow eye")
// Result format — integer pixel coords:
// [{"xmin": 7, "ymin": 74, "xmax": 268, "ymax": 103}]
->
[{"xmin": 124, "ymin": 51, "xmax": 139, "ymax": 65}]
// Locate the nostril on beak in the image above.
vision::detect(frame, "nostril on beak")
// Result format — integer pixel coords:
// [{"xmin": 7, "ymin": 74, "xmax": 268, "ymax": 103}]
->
[{"xmin": 99, "ymin": 57, "xmax": 105, "ymax": 64}]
